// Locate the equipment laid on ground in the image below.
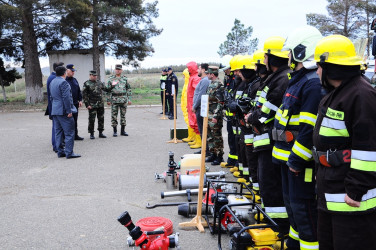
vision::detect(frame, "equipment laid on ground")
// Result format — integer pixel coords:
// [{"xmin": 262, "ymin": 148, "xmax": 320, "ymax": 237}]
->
[
  {"xmin": 203, "ymin": 180, "xmax": 257, "ymax": 235},
  {"xmin": 146, "ymin": 201, "xmax": 197, "ymax": 209},
  {"xmin": 161, "ymin": 188, "xmax": 208, "ymax": 202},
  {"xmin": 177, "ymin": 182, "xmax": 238, "ymax": 218},
  {"xmin": 118, "ymin": 211, "xmax": 180, "ymax": 249},
  {"xmin": 217, "ymin": 204, "xmax": 284, "ymax": 250}
]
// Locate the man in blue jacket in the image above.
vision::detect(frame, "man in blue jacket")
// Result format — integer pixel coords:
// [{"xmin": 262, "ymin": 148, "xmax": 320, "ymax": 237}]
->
[
  {"xmin": 50, "ymin": 66, "xmax": 81, "ymax": 159},
  {"xmin": 66, "ymin": 64, "xmax": 83, "ymax": 140},
  {"xmin": 46, "ymin": 62, "xmax": 64, "ymax": 152}
]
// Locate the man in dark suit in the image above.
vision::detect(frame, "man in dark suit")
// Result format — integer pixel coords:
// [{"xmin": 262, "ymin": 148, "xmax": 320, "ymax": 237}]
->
[
  {"xmin": 46, "ymin": 62, "xmax": 64, "ymax": 152},
  {"xmin": 50, "ymin": 66, "xmax": 81, "ymax": 159},
  {"xmin": 66, "ymin": 64, "xmax": 84, "ymax": 140}
]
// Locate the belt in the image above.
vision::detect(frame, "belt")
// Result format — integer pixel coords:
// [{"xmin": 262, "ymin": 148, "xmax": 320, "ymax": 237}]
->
[
  {"xmin": 271, "ymin": 129, "xmax": 299, "ymax": 143},
  {"xmin": 112, "ymin": 93, "xmax": 126, "ymax": 96},
  {"xmin": 312, "ymin": 146, "xmax": 351, "ymax": 167}
]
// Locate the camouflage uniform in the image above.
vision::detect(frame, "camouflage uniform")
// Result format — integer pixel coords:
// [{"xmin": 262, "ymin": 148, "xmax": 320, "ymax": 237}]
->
[
  {"xmin": 106, "ymin": 75, "xmax": 132, "ymax": 127},
  {"xmin": 82, "ymin": 79, "xmax": 111, "ymax": 133},
  {"xmin": 207, "ymin": 78, "xmax": 225, "ymax": 156}
]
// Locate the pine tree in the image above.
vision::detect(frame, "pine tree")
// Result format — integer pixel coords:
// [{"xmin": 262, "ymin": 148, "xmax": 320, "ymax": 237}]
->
[
  {"xmin": 61, "ymin": 0, "xmax": 162, "ymax": 80},
  {"xmin": 218, "ymin": 19, "xmax": 258, "ymax": 57}
]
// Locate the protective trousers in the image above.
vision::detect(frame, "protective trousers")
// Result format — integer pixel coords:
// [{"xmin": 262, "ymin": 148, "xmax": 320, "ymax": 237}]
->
[
  {"xmin": 237, "ymin": 132, "xmax": 249, "ymax": 177},
  {"xmin": 317, "ymin": 210, "xmax": 376, "ymax": 250},
  {"xmin": 280, "ymin": 164, "xmax": 318, "ymax": 250},
  {"xmin": 111, "ymin": 103, "xmax": 127, "ymax": 127},
  {"xmin": 257, "ymin": 149, "xmax": 289, "ymax": 235},
  {"xmin": 226, "ymin": 118, "xmax": 238, "ymax": 165},
  {"xmin": 88, "ymin": 107, "xmax": 105, "ymax": 133},
  {"xmin": 245, "ymin": 145, "xmax": 258, "ymax": 191}
]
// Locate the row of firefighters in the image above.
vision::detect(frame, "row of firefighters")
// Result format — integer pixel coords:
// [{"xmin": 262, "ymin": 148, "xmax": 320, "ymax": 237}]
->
[{"xmin": 179, "ymin": 26, "xmax": 376, "ymax": 250}]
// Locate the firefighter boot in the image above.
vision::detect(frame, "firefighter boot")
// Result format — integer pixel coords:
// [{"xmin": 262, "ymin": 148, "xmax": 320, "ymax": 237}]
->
[
  {"xmin": 113, "ymin": 127, "xmax": 117, "ymax": 137},
  {"xmin": 230, "ymin": 166, "xmax": 239, "ymax": 173},
  {"xmin": 212, "ymin": 154, "xmax": 224, "ymax": 165},
  {"xmin": 121, "ymin": 125, "xmax": 128, "ymax": 136},
  {"xmin": 190, "ymin": 134, "xmax": 202, "ymax": 149},
  {"xmin": 182, "ymin": 127, "xmax": 195, "ymax": 143}
]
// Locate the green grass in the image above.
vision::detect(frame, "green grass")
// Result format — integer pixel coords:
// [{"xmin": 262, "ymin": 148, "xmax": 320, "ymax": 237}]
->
[{"xmin": 0, "ymin": 73, "xmax": 183, "ymax": 110}]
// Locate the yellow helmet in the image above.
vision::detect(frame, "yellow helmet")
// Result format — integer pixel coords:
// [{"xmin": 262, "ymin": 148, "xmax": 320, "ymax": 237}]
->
[
  {"xmin": 263, "ymin": 36, "xmax": 289, "ymax": 59},
  {"xmin": 230, "ymin": 55, "xmax": 244, "ymax": 71},
  {"xmin": 238, "ymin": 55, "xmax": 255, "ymax": 70},
  {"xmin": 252, "ymin": 49, "xmax": 265, "ymax": 65},
  {"xmin": 314, "ymin": 35, "xmax": 363, "ymax": 66}
]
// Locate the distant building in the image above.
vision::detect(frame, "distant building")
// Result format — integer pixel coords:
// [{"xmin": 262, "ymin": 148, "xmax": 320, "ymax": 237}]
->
[{"xmin": 47, "ymin": 49, "xmax": 106, "ymax": 87}]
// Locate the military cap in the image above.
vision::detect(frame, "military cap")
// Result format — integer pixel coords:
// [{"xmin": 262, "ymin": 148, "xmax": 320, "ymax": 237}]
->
[
  {"xmin": 66, "ymin": 64, "xmax": 76, "ymax": 72},
  {"xmin": 89, "ymin": 70, "xmax": 97, "ymax": 76},
  {"xmin": 208, "ymin": 66, "xmax": 219, "ymax": 74},
  {"xmin": 115, "ymin": 64, "xmax": 123, "ymax": 70}
]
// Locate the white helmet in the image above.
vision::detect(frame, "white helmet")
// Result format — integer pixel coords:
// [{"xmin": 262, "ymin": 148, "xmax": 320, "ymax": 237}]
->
[
  {"xmin": 219, "ymin": 55, "xmax": 233, "ymax": 71},
  {"xmin": 283, "ymin": 25, "xmax": 322, "ymax": 69}
]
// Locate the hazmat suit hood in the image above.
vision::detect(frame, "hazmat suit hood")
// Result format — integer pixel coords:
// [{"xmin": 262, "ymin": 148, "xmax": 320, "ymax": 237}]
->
[
  {"xmin": 187, "ymin": 61, "xmax": 198, "ymax": 76},
  {"xmin": 183, "ymin": 68, "xmax": 189, "ymax": 78}
]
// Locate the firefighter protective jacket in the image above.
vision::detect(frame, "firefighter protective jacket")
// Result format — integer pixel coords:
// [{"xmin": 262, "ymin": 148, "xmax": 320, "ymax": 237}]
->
[
  {"xmin": 240, "ymin": 76, "xmax": 261, "ymax": 145},
  {"xmin": 247, "ymin": 65, "xmax": 291, "ymax": 151},
  {"xmin": 272, "ymin": 68, "xmax": 322, "ymax": 174},
  {"xmin": 228, "ymin": 76, "xmax": 247, "ymax": 136},
  {"xmin": 313, "ymin": 75, "xmax": 376, "ymax": 214}
]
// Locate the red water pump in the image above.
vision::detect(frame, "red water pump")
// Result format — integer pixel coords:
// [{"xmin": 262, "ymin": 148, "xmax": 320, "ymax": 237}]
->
[{"xmin": 118, "ymin": 211, "xmax": 180, "ymax": 250}]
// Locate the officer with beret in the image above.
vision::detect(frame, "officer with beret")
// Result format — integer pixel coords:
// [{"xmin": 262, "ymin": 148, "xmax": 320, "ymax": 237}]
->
[
  {"xmin": 106, "ymin": 64, "xmax": 132, "ymax": 136},
  {"xmin": 83, "ymin": 70, "xmax": 112, "ymax": 139},
  {"xmin": 65, "ymin": 64, "xmax": 84, "ymax": 140}
]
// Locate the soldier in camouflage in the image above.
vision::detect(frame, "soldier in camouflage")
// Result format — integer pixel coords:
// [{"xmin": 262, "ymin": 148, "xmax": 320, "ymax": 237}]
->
[
  {"xmin": 82, "ymin": 70, "xmax": 111, "ymax": 139},
  {"xmin": 106, "ymin": 64, "xmax": 132, "ymax": 137},
  {"xmin": 206, "ymin": 66, "xmax": 225, "ymax": 165}
]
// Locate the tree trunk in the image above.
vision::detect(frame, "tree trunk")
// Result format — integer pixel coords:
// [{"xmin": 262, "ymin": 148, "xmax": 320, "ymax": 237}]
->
[
  {"xmin": 1, "ymin": 75, "xmax": 6, "ymax": 102},
  {"xmin": 21, "ymin": 3, "xmax": 43, "ymax": 104},
  {"xmin": 92, "ymin": 0, "xmax": 101, "ymax": 81}
]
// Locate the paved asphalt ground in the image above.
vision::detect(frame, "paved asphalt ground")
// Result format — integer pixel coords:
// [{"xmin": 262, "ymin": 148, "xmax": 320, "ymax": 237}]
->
[{"xmin": 0, "ymin": 105, "xmax": 234, "ymax": 249}]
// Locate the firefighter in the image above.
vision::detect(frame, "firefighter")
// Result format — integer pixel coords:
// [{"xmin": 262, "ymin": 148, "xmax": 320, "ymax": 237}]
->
[
  {"xmin": 271, "ymin": 26, "xmax": 323, "ymax": 250},
  {"xmin": 230, "ymin": 55, "xmax": 259, "ymax": 184},
  {"xmin": 226, "ymin": 55, "xmax": 249, "ymax": 176},
  {"xmin": 245, "ymin": 36, "xmax": 291, "ymax": 234},
  {"xmin": 313, "ymin": 35, "xmax": 376, "ymax": 250},
  {"xmin": 239, "ymin": 49, "xmax": 269, "ymax": 194},
  {"xmin": 219, "ymin": 55, "xmax": 239, "ymax": 168}
]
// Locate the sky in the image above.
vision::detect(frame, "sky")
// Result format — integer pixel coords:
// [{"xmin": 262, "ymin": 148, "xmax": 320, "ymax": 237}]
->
[{"xmin": 40, "ymin": 0, "xmax": 329, "ymax": 69}]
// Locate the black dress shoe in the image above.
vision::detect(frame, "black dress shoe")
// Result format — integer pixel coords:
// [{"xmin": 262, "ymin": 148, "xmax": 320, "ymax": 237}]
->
[
  {"xmin": 168, "ymin": 116, "xmax": 174, "ymax": 120},
  {"xmin": 57, "ymin": 153, "xmax": 66, "ymax": 158},
  {"xmin": 121, "ymin": 131, "xmax": 128, "ymax": 136},
  {"xmin": 90, "ymin": 133, "xmax": 95, "ymax": 139},
  {"xmin": 99, "ymin": 132, "xmax": 107, "ymax": 138},
  {"xmin": 160, "ymin": 112, "xmax": 163, "ymax": 114},
  {"xmin": 74, "ymin": 135, "xmax": 84, "ymax": 141},
  {"xmin": 66, "ymin": 153, "xmax": 81, "ymax": 159}
]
